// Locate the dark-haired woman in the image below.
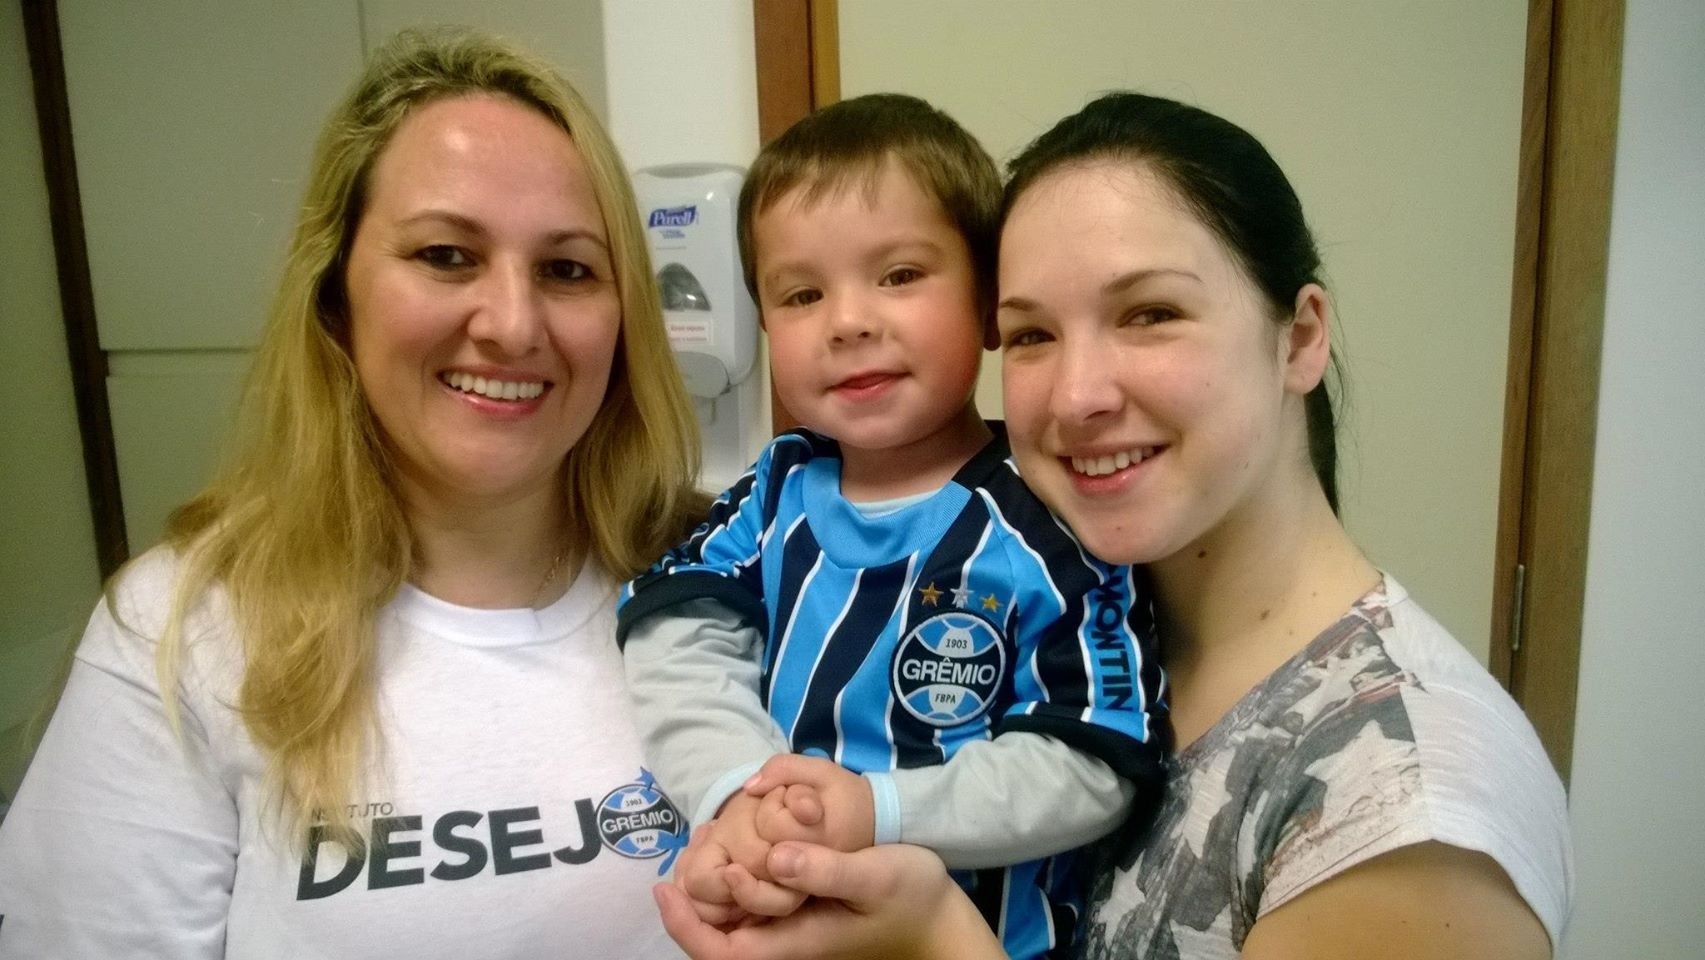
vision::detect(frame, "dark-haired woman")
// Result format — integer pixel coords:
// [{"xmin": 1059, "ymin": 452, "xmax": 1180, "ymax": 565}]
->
[{"xmin": 655, "ymin": 92, "xmax": 1572, "ymax": 960}]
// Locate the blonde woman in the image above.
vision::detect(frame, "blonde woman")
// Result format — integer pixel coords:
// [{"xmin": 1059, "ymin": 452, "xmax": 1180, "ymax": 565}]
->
[{"xmin": 0, "ymin": 28, "xmax": 705, "ymax": 959}]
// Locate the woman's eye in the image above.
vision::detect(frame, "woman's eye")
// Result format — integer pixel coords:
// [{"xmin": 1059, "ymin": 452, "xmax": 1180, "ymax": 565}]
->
[
  {"xmin": 780, "ymin": 288, "xmax": 822, "ymax": 308},
  {"xmin": 543, "ymin": 259, "xmax": 591, "ymax": 283},
  {"xmin": 417, "ymin": 245, "xmax": 472, "ymax": 269},
  {"xmin": 1124, "ymin": 305, "xmax": 1180, "ymax": 326},
  {"xmin": 1003, "ymin": 328, "xmax": 1053, "ymax": 349},
  {"xmin": 882, "ymin": 267, "xmax": 923, "ymax": 287}
]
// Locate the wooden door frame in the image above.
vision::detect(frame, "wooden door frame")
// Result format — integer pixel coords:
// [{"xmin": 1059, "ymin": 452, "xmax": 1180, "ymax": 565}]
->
[
  {"xmin": 752, "ymin": 0, "xmax": 837, "ymax": 433},
  {"xmin": 1488, "ymin": 0, "xmax": 1624, "ymax": 782},
  {"xmin": 21, "ymin": 0, "xmax": 129, "ymax": 579},
  {"xmin": 755, "ymin": 0, "xmax": 1625, "ymax": 782}
]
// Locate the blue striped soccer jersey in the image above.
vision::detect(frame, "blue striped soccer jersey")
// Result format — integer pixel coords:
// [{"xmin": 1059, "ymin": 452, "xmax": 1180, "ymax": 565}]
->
[{"xmin": 618, "ymin": 425, "xmax": 1168, "ymax": 957}]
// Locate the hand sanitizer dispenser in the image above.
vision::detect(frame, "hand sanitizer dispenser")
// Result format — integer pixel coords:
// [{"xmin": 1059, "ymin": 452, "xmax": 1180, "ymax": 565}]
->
[
  {"xmin": 634, "ymin": 164, "xmax": 757, "ymax": 398},
  {"xmin": 634, "ymin": 164, "xmax": 765, "ymax": 490}
]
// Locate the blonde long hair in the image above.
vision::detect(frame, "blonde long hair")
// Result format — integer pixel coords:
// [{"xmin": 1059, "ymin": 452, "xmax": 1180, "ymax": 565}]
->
[{"xmin": 153, "ymin": 27, "xmax": 706, "ymax": 841}]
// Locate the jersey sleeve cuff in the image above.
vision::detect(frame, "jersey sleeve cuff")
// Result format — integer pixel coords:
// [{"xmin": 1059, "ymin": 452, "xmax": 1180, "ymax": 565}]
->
[
  {"xmin": 862, "ymin": 771, "xmax": 903, "ymax": 845},
  {"xmin": 693, "ymin": 760, "xmax": 769, "ymax": 828}
]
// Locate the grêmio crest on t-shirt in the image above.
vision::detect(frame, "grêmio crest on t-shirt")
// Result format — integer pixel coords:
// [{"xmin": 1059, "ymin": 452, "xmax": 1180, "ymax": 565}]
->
[{"xmin": 296, "ymin": 769, "xmax": 685, "ymax": 900}]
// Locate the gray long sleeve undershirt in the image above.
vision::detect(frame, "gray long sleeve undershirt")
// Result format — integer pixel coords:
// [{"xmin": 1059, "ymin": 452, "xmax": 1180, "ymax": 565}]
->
[{"xmin": 622, "ymin": 599, "xmax": 1134, "ymax": 869}]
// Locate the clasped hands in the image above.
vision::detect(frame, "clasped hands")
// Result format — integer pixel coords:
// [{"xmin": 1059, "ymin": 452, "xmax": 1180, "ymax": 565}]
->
[{"xmin": 673, "ymin": 753, "xmax": 875, "ymax": 928}]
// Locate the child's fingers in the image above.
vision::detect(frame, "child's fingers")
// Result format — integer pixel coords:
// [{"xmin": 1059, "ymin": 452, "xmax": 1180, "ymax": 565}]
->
[
  {"xmin": 755, "ymin": 785, "xmax": 818, "ymax": 844},
  {"xmin": 783, "ymin": 783, "xmax": 824, "ymax": 825},
  {"xmin": 743, "ymin": 752, "xmax": 842, "ymax": 796},
  {"xmin": 725, "ymin": 863, "xmax": 810, "ymax": 918},
  {"xmin": 690, "ymin": 894, "xmax": 747, "ymax": 927},
  {"xmin": 679, "ymin": 840, "xmax": 735, "ymax": 904},
  {"xmin": 719, "ymin": 795, "xmax": 779, "ymax": 880}
]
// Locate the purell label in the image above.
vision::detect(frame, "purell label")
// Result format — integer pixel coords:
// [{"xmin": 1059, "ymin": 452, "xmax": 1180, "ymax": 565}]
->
[{"xmin": 648, "ymin": 205, "xmax": 697, "ymax": 228}]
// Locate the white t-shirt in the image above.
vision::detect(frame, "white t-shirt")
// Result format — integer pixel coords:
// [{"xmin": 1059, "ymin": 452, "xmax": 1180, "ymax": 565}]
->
[
  {"xmin": 1081, "ymin": 576, "xmax": 1573, "ymax": 959},
  {"xmin": 0, "ymin": 549, "xmax": 685, "ymax": 960}
]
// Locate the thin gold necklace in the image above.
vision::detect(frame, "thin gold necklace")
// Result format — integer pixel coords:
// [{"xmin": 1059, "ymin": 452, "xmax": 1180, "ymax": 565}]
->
[{"xmin": 533, "ymin": 549, "xmax": 567, "ymax": 608}]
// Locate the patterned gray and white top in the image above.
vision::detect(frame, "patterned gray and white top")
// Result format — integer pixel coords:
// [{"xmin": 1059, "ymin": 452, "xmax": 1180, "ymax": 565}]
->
[{"xmin": 1081, "ymin": 576, "xmax": 1572, "ymax": 959}]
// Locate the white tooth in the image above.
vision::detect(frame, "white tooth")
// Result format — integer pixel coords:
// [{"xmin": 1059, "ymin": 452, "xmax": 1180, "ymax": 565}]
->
[
  {"xmin": 447, "ymin": 372, "xmax": 464, "ymax": 390},
  {"xmin": 502, "ymin": 381, "xmax": 520, "ymax": 400},
  {"xmin": 473, "ymin": 376, "xmax": 488, "ymax": 395},
  {"xmin": 1115, "ymin": 450, "xmax": 1131, "ymax": 470},
  {"xmin": 1097, "ymin": 455, "xmax": 1115, "ymax": 476}
]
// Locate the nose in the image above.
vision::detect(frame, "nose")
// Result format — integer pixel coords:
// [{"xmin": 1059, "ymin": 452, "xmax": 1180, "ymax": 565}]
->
[
  {"xmin": 1050, "ymin": 332, "xmax": 1121, "ymax": 425},
  {"xmin": 466, "ymin": 260, "xmax": 546, "ymax": 357},
  {"xmin": 825, "ymin": 290, "xmax": 877, "ymax": 345}
]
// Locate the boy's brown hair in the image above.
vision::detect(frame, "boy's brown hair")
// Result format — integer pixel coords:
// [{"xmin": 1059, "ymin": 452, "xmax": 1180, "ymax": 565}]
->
[{"xmin": 737, "ymin": 93, "xmax": 1001, "ymax": 314}]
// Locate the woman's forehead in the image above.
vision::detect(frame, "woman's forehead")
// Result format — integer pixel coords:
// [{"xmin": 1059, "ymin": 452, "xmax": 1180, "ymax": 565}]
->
[
  {"xmin": 1000, "ymin": 163, "xmax": 1232, "ymax": 285},
  {"xmin": 370, "ymin": 96, "xmax": 585, "ymax": 204}
]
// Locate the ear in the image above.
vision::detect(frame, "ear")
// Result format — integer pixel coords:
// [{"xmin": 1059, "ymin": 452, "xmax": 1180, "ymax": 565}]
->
[{"xmin": 1282, "ymin": 283, "xmax": 1332, "ymax": 395}]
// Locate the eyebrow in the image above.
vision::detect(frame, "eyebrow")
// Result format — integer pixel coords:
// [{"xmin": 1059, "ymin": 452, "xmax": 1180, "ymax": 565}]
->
[
  {"xmin": 760, "ymin": 236, "xmax": 945, "ymax": 291},
  {"xmin": 398, "ymin": 210, "xmax": 608, "ymax": 251},
  {"xmin": 998, "ymin": 267, "xmax": 1200, "ymax": 313}
]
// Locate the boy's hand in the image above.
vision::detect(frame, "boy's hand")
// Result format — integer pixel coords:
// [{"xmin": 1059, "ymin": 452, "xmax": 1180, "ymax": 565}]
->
[
  {"xmin": 676, "ymin": 790, "xmax": 778, "ymax": 926},
  {"xmin": 745, "ymin": 754, "xmax": 876, "ymax": 852}
]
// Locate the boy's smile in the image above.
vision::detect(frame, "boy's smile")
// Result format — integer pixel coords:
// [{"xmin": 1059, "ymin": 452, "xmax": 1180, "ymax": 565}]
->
[
  {"xmin": 831, "ymin": 369, "xmax": 904, "ymax": 400},
  {"xmin": 754, "ymin": 160, "xmax": 991, "ymax": 498}
]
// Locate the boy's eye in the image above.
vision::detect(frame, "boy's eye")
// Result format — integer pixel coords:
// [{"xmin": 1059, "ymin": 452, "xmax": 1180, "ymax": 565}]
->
[
  {"xmin": 417, "ymin": 245, "xmax": 472, "ymax": 269},
  {"xmin": 780, "ymin": 288, "xmax": 822, "ymax": 308},
  {"xmin": 542, "ymin": 259, "xmax": 591, "ymax": 283},
  {"xmin": 881, "ymin": 267, "xmax": 923, "ymax": 287}
]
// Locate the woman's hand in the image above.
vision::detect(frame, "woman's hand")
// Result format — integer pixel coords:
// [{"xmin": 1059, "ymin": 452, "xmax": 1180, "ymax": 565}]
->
[{"xmin": 655, "ymin": 841, "xmax": 1004, "ymax": 960}]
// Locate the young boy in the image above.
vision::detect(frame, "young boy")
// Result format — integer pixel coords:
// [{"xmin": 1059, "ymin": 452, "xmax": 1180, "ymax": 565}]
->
[{"xmin": 617, "ymin": 94, "xmax": 1167, "ymax": 959}]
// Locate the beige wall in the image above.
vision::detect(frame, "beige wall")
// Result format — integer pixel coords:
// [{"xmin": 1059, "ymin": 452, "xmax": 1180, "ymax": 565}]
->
[
  {"xmin": 1563, "ymin": 0, "xmax": 1705, "ymax": 954},
  {"xmin": 839, "ymin": 0, "xmax": 1527, "ymax": 661},
  {"xmin": 0, "ymin": 0, "xmax": 102, "ymax": 799}
]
